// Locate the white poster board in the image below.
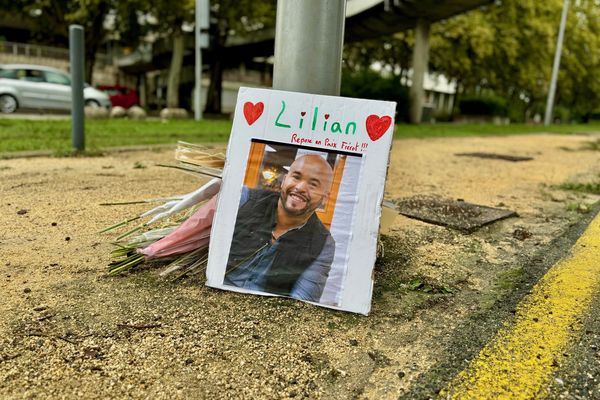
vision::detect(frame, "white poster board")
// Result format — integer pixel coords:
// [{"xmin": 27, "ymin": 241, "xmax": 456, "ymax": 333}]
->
[{"xmin": 206, "ymin": 87, "xmax": 395, "ymax": 315}]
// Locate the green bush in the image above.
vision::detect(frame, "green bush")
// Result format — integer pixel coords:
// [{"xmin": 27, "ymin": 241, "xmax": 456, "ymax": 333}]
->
[
  {"xmin": 529, "ymin": 103, "xmax": 572, "ymax": 123},
  {"xmin": 433, "ymin": 110, "xmax": 453, "ymax": 122},
  {"xmin": 341, "ymin": 69, "xmax": 410, "ymax": 122},
  {"xmin": 459, "ymin": 95, "xmax": 508, "ymax": 117},
  {"xmin": 587, "ymin": 109, "xmax": 600, "ymax": 121},
  {"xmin": 552, "ymin": 105, "xmax": 571, "ymax": 123}
]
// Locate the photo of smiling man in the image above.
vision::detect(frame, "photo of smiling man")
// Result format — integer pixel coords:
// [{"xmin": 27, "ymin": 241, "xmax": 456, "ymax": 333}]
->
[{"xmin": 223, "ymin": 140, "xmax": 362, "ymax": 304}]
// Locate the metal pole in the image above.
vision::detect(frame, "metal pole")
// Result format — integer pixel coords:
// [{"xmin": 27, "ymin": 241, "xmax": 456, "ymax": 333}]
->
[
  {"xmin": 544, "ymin": 0, "xmax": 569, "ymax": 126},
  {"xmin": 69, "ymin": 25, "xmax": 85, "ymax": 151},
  {"xmin": 272, "ymin": 0, "xmax": 346, "ymax": 96},
  {"xmin": 194, "ymin": 0, "xmax": 202, "ymax": 121},
  {"xmin": 195, "ymin": 0, "xmax": 209, "ymax": 121}
]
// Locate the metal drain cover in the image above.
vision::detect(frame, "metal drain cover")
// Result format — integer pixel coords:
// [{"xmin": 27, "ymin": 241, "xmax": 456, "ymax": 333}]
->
[
  {"xmin": 396, "ymin": 196, "xmax": 518, "ymax": 233},
  {"xmin": 455, "ymin": 152, "xmax": 533, "ymax": 162}
]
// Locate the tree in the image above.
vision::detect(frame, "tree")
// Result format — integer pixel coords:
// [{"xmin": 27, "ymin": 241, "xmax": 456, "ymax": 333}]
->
[
  {"xmin": 0, "ymin": 0, "xmax": 194, "ymax": 108},
  {"xmin": 204, "ymin": 0, "xmax": 276, "ymax": 114},
  {"xmin": 344, "ymin": 32, "xmax": 414, "ymax": 79},
  {"xmin": 125, "ymin": 0, "xmax": 275, "ymax": 111},
  {"xmin": 144, "ymin": 0, "xmax": 195, "ymax": 108},
  {"xmin": 0, "ymin": 0, "xmax": 113, "ymax": 84},
  {"xmin": 555, "ymin": 0, "xmax": 600, "ymax": 119},
  {"xmin": 343, "ymin": 0, "xmax": 600, "ymax": 121},
  {"xmin": 429, "ymin": 0, "xmax": 600, "ymax": 120}
]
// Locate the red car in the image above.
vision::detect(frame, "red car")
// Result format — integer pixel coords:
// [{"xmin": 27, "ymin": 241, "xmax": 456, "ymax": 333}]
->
[{"xmin": 97, "ymin": 85, "xmax": 139, "ymax": 109}]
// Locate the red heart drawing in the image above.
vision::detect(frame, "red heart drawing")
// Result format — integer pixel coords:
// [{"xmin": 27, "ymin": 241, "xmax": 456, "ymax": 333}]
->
[
  {"xmin": 366, "ymin": 115, "xmax": 392, "ymax": 141},
  {"xmin": 243, "ymin": 101, "xmax": 264, "ymax": 126},
  {"xmin": 324, "ymin": 114, "xmax": 330, "ymax": 120},
  {"xmin": 300, "ymin": 111, "xmax": 306, "ymax": 116}
]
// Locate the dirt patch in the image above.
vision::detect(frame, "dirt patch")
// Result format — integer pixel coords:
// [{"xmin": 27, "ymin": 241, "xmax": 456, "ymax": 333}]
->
[{"xmin": 1, "ymin": 134, "xmax": 599, "ymax": 399}]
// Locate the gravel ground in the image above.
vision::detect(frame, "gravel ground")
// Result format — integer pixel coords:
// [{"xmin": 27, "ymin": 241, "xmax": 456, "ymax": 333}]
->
[{"xmin": 1, "ymin": 134, "xmax": 600, "ymax": 399}]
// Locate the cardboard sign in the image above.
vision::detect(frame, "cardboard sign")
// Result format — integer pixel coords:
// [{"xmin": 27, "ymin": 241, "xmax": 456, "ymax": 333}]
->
[{"xmin": 206, "ymin": 87, "xmax": 395, "ymax": 314}]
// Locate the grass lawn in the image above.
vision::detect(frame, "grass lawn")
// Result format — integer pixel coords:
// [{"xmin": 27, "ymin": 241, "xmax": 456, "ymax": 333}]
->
[
  {"xmin": 0, "ymin": 118, "xmax": 233, "ymax": 153},
  {"xmin": 395, "ymin": 122, "xmax": 600, "ymax": 138},
  {"xmin": 1, "ymin": 117, "xmax": 600, "ymax": 154}
]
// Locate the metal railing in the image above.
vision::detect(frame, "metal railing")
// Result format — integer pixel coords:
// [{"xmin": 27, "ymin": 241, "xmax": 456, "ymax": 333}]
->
[{"xmin": 0, "ymin": 41, "xmax": 112, "ymax": 66}]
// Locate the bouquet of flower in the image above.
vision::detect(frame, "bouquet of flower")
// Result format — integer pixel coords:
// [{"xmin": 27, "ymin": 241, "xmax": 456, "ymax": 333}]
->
[
  {"xmin": 102, "ymin": 142, "xmax": 397, "ymax": 280},
  {"xmin": 101, "ymin": 143, "xmax": 224, "ymax": 279}
]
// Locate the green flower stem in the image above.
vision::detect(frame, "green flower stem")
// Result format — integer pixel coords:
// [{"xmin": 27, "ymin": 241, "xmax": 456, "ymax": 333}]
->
[
  {"xmin": 98, "ymin": 216, "xmax": 141, "ymax": 234},
  {"xmin": 109, "ymin": 254, "xmax": 145, "ymax": 275},
  {"xmin": 115, "ymin": 224, "xmax": 145, "ymax": 241}
]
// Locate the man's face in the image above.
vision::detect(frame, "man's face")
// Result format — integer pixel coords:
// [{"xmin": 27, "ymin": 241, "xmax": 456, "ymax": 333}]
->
[{"xmin": 279, "ymin": 155, "xmax": 333, "ymax": 218}]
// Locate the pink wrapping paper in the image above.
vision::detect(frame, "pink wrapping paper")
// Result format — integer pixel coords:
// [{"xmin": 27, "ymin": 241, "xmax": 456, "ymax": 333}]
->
[{"xmin": 141, "ymin": 195, "xmax": 217, "ymax": 259}]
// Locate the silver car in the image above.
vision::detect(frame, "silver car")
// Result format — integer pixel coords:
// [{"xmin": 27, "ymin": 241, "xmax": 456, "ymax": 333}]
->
[{"xmin": 0, "ymin": 64, "xmax": 111, "ymax": 113}]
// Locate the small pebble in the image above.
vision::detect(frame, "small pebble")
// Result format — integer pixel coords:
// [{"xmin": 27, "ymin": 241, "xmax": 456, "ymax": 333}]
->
[
  {"xmin": 513, "ymin": 228, "xmax": 532, "ymax": 241},
  {"xmin": 550, "ymin": 193, "xmax": 567, "ymax": 202},
  {"xmin": 23, "ymin": 288, "xmax": 31, "ymax": 294},
  {"xmin": 65, "ymin": 237, "xmax": 71, "ymax": 241},
  {"xmin": 17, "ymin": 209, "xmax": 28, "ymax": 215}
]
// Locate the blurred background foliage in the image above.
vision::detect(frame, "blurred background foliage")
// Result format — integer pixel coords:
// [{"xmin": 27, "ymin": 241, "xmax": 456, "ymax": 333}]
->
[
  {"xmin": 343, "ymin": 0, "xmax": 600, "ymax": 122},
  {"xmin": 1, "ymin": 0, "xmax": 600, "ymax": 122}
]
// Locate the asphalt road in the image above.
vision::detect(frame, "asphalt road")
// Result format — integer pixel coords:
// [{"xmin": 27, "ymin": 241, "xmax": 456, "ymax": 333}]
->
[
  {"xmin": 0, "ymin": 111, "xmax": 70, "ymax": 120},
  {"xmin": 403, "ymin": 206, "xmax": 600, "ymax": 399},
  {"xmin": 547, "ymin": 289, "xmax": 600, "ymax": 399}
]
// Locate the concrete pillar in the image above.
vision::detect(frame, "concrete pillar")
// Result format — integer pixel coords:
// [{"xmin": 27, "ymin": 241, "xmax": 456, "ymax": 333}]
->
[
  {"xmin": 410, "ymin": 18, "xmax": 430, "ymax": 124},
  {"xmin": 272, "ymin": 0, "xmax": 346, "ymax": 96}
]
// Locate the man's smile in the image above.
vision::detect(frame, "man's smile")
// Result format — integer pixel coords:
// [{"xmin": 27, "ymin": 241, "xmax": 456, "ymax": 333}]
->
[
  {"xmin": 280, "ymin": 188, "xmax": 318, "ymax": 217},
  {"xmin": 288, "ymin": 191, "xmax": 309, "ymax": 204}
]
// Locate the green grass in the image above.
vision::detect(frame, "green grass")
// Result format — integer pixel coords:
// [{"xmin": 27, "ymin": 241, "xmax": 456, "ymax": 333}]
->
[
  {"xmin": 0, "ymin": 118, "xmax": 233, "ymax": 153},
  {"xmin": 1, "ymin": 117, "xmax": 600, "ymax": 154},
  {"xmin": 559, "ymin": 182, "xmax": 600, "ymax": 195},
  {"xmin": 394, "ymin": 122, "xmax": 600, "ymax": 139}
]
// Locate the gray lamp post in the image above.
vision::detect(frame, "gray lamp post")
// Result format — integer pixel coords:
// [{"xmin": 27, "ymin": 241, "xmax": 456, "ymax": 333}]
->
[
  {"xmin": 272, "ymin": 0, "xmax": 346, "ymax": 96},
  {"xmin": 544, "ymin": 0, "xmax": 569, "ymax": 126}
]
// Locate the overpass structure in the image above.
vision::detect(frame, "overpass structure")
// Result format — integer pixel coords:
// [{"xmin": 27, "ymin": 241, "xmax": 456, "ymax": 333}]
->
[
  {"xmin": 118, "ymin": 0, "xmax": 493, "ymax": 120},
  {"xmin": 283, "ymin": 0, "xmax": 494, "ymax": 122},
  {"xmin": 345, "ymin": 0, "xmax": 493, "ymax": 38},
  {"xmin": 222, "ymin": 0, "xmax": 493, "ymax": 59},
  {"xmin": 345, "ymin": 0, "xmax": 493, "ymax": 122}
]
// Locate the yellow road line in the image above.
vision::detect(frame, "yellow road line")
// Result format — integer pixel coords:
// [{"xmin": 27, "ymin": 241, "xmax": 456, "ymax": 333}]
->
[{"xmin": 441, "ymin": 213, "xmax": 600, "ymax": 399}]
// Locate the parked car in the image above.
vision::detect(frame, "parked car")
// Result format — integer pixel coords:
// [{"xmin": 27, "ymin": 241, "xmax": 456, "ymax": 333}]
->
[
  {"xmin": 97, "ymin": 85, "xmax": 139, "ymax": 109},
  {"xmin": 0, "ymin": 64, "xmax": 111, "ymax": 113}
]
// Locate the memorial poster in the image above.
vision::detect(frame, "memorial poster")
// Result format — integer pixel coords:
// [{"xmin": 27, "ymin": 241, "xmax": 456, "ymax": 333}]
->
[{"xmin": 206, "ymin": 87, "xmax": 395, "ymax": 314}]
